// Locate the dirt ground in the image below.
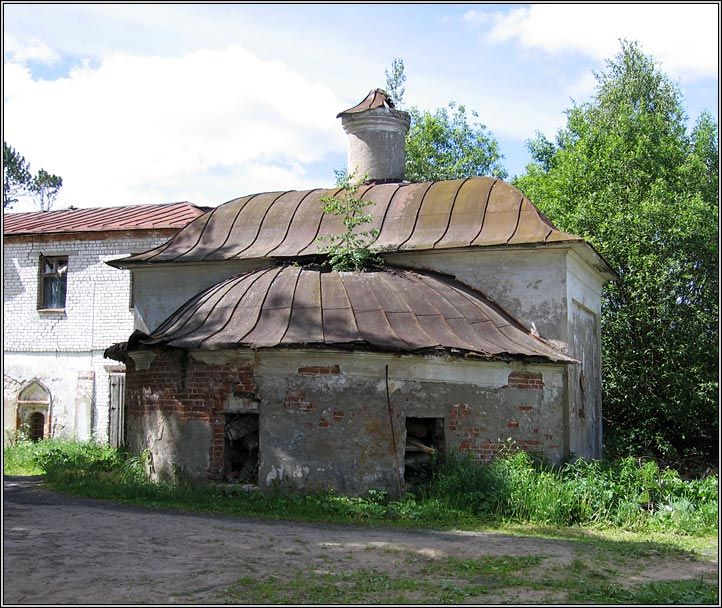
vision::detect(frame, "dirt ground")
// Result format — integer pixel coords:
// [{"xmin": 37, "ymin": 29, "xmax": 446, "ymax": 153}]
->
[{"xmin": 2, "ymin": 476, "xmax": 717, "ymax": 604}]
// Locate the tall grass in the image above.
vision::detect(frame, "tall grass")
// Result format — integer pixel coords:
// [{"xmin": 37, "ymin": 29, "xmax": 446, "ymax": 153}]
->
[
  {"xmin": 421, "ymin": 451, "xmax": 718, "ymax": 534},
  {"xmin": 3, "ymin": 439, "xmax": 717, "ymax": 536}
]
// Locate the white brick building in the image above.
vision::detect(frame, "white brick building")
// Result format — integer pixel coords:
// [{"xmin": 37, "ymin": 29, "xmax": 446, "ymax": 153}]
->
[{"xmin": 3, "ymin": 203, "xmax": 205, "ymax": 444}]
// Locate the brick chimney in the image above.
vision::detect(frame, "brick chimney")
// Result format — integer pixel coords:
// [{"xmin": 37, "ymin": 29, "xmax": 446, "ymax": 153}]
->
[{"xmin": 337, "ymin": 89, "xmax": 411, "ymax": 183}]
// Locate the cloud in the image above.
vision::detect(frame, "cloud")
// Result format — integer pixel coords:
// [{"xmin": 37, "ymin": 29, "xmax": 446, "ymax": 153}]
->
[
  {"xmin": 461, "ymin": 9, "xmax": 490, "ymax": 26},
  {"xmin": 4, "ymin": 34, "xmax": 60, "ymax": 65},
  {"xmin": 478, "ymin": 4, "xmax": 718, "ymax": 81},
  {"xmin": 3, "ymin": 45, "xmax": 347, "ymax": 210}
]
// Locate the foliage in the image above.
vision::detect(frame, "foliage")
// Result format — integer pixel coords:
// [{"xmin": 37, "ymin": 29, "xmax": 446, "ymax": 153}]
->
[
  {"xmin": 31, "ymin": 168, "xmax": 64, "ymax": 212},
  {"xmin": 514, "ymin": 41, "xmax": 718, "ymax": 466},
  {"xmin": 384, "ymin": 57, "xmax": 406, "ymax": 108},
  {"xmin": 14, "ymin": 438, "xmax": 716, "ymax": 537},
  {"xmin": 3, "ymin": 142, "xmax": 32, "ymax": 209},
  {"xmin": 317, "ymin": 170, "xmax": 384, "ymax": 271},
  {"xmin": 419, "ymin": 451, "xmax": 717, "ymax": 535},
  {"xmin": 3, "ymin": 436, "xmax": 124, "ymax": 477},
  {"xmin": 3, "ymin": 141, "xmax": 63, "ymax": 211},
  {"xmin": 405, "ymin": 102, "xmax": 508, "ymax": 182}
]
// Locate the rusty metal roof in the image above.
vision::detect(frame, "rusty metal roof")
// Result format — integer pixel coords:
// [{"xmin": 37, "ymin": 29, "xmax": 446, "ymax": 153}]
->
[
  {"xmin": 141, "ymin": 265, "xmax": 574, "ymax": 363},
  {"xmin": 337, "ymin": 89, "xmax": 396, "ymax": 117},
  {"xmin": 114, "ymin": 177, "xmax": 581, "ymax": 267},
  {"xmin": 3, "ymin": 202, "xmax": 207, "ymax": 236}
]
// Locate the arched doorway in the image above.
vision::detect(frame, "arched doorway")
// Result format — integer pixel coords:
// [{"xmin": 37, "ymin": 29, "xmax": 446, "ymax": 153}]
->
[{"xmin": 16, "ymin": 380, "xmax": 52, "ymax": 440}]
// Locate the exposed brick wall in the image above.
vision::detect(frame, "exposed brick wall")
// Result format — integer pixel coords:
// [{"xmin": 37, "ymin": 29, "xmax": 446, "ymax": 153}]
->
[
  {"xmin": 126, "ymin": 350, "xmax": 256, "ymax": 478},
  {"xmin": 507, "ymin": 371, "xmax": 544, "ymax": 390},
  {"xmin": 447, "ymin": 370, "xmax": 559, "ymax": 462}
]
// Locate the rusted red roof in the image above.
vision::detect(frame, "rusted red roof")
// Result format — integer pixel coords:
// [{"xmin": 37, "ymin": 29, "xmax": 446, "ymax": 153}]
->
[
  {"xmin": 114, "ymin": 177, "xmax": 581, "ymax": 267},
  {"xmin": 337, "ymin": 88, "xmax": 397, "ymax": 117},
  {"xmin": 141, "ymin": 265, "xmax": 574, "ymax": 363},
  {"xmin": 3, "ymin": 202, "xmax": 207, "ymax": 236}
]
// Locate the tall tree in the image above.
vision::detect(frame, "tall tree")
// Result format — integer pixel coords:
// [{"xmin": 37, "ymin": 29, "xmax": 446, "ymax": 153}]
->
[
  {"xmin": 3, "ymin": 142, "xmax": 63, "ymax": 211},
  {"xmin": 405, "ymin": 102, "xmax": 508, "ymax": 182},
  {"xmin": 382, "ymin": 58, "xmax": 507, "ymax": 182},
  {"xmin": 3, "ymin": 142, "xmax": 32, "ymax": 209},
  {"xmin": 515, "ymin": 41, "xmax": 718, "ymax": 466},
  {"xmin": 384, "ymin": 57, "xmax": 406, "ymax": 108}
]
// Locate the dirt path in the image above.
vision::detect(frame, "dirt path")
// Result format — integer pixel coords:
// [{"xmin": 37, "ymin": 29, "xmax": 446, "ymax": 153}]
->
[{"xmin": 3, "ymin": 476, "xmax": 717, "ymax": 604}]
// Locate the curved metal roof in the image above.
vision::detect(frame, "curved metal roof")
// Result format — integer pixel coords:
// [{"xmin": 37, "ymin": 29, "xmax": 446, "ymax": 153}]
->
[
  {"xmin": 141, "ymin": 265, "xmax": 574, "ymax": 363},
  {"xmin": 115, "ymin": 177, "xmax": 580, "ymax": 266}
]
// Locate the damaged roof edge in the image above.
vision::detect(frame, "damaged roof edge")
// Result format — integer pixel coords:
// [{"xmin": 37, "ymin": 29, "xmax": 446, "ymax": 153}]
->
[{"xmin": 105, "ymin": 339, "xmax": 577, "ymax": 366}]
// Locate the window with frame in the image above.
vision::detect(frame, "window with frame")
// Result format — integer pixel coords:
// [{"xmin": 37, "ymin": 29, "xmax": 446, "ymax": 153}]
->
[{"xmin": 38, "ymin": 255, "xmax": 68, "ymax": 310}]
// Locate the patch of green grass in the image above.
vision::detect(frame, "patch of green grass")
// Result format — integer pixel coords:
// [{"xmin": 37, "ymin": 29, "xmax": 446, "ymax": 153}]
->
[
  {"xmin": 224, "ymin": 558, "xmax": 717, "ymax": 605},
  {"xmin": 567, "ymin": 578, "xmax": 718, "ymax": 605},
  {"xmin": 3, "ymin": 436, "xmax": 122, "ymax": 476},
  {"xmin": 225, "ymin": 569, "xmax": 492, "ymax": 604},
  {"xmin": 3, "ymin": 439, "xmax": 44, "ymax": 475}
]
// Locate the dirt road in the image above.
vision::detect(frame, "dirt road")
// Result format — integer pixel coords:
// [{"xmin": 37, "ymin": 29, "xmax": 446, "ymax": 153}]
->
[{"xmin": 3, "ymin": 476, "xmax": 717, "ymax": 604}]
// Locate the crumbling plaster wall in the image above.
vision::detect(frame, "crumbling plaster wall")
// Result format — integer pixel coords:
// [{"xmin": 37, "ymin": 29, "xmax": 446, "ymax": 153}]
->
[
  {"xmin": 385, "ymin": 245, "xmax": 605, "ymax": 459},
  {"xmin": 124, "ymin": 347, "xmax": 567, "ymax": 495}
]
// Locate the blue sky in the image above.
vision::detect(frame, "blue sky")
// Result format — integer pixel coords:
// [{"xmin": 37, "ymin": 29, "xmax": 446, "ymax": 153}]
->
[{"xmin": 3, "ymin": 3, "xmax": 718, "ymax": 211}]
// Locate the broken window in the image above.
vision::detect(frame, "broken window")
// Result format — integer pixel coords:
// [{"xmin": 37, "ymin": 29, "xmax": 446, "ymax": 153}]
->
[
  {"xmin": 224, "ymin": 413, "xmax": 259, "ymax": 484},
  {"xmin": 38, "ymin": 255, "xmax": 68, "ymax": 310},
  {"xmin": 404, "ymin": 417, "xmax": 445, "ymax": 485}
]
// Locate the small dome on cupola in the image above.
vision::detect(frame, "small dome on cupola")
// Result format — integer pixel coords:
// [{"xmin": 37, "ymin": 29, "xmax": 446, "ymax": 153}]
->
[{"xmin": 337, "ymin": 89, "xmax": 411, "ymax": 184}]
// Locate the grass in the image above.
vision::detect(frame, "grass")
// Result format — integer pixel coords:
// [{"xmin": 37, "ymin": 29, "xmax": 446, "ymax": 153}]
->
[
  {"xmin": 222, "ymin": 557, "xmax": 718, "ymax": 605},
  {"xmin": 4, "ymin": 438, "xmax": 718, "ymax": 605},
  {"xmin": 4, "ymin": 439, "xmax": 717, "ymax": 537}
]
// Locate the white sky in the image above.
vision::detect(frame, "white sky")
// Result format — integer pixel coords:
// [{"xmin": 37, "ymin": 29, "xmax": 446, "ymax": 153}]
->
[{"xmin": 2, "ymin": 3, "xmax": 718, "ymax": 212}]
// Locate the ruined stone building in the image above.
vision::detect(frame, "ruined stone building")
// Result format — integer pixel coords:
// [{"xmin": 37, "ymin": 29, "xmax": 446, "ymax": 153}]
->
[
  {"xmin": 3, "ymin": 203, "xmax": 205, "ymax": 443},
  {"xmin": 106, "ymin": 90, "xmax": 615, "ymax": 495}
]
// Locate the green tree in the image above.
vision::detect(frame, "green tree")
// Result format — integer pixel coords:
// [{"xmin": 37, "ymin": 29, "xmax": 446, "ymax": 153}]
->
[
  {"xmin": 4, "ymin": 142, "xmax": 32, "ymax": 209},
  {"xmin": 515, "ymin": 41, "xmax": 718, "ymax": 466},
  {"xmin": 3, "ymin": 142, "xmax": 63, "ymax": 211},
  {"xmin": 406, "ymin": 102, "xmax": 508, "ymax": 182},
  {"xmin": 382, "ymin": 57, "xmax": 507, "ymax": 182}
]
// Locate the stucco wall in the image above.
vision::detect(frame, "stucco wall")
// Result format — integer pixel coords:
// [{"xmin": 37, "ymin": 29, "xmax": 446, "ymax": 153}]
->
[
  {"xmin": 3, "ymin": 231, "xmax": 174, "ymax": 442},
  {"xmin": 566, "ymin": 250, "xmax": 605, "ymax": 458},
  {"xmin": 383, "ymin": 247, "xmax": 570, "ymax": 348},
  {"xmin": 124, "ymin": 348, "xmax": 567, "ymax": 495},
  {"xmin": 131, "ymin": 260, "xmax": 273, "ymax": 333}
]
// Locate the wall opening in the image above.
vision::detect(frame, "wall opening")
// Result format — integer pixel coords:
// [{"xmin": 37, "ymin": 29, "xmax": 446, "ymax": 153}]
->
[
  {"xmin": 404, "ymin": 417, "xmax": 445, "ymax": 485},
  {"xmin": 16, "ymin": 380, "xmax": 51, "ymax": 440},
  {"xmin": 224, "ymin": 413, "xmax": 259, "ymax": 484},
  {"xmin": 28, "ymin": 412, "xmax": 45, "ymax": 441}
]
